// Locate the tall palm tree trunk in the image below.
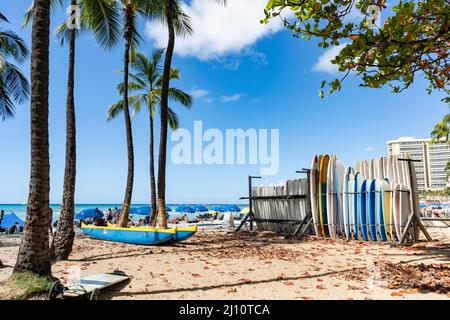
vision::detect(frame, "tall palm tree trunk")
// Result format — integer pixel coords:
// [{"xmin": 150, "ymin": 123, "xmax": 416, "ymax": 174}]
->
[
  {"xmin": 157, "ymin": 0, "xmax": 175, "ymax": 229},
  {"xmin": 118, "ymin": 9, "xmax": 134, "ymax": 227},
  {"xmin": 53, "ymin": 0, "xmax": 77, "ymax": 261},
  {"xmin": 14, "ymin": 0, "xmax": 52, "ymax": 275},
  {"xmin": 149, "ymin": 113, "xmax": 157, "ymax": 226}
]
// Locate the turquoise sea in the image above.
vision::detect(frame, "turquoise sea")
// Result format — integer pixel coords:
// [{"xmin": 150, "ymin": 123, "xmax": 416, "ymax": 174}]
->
[{"xmin": 0, "ymin": 203, "xmax": 247, "ymax": 222}]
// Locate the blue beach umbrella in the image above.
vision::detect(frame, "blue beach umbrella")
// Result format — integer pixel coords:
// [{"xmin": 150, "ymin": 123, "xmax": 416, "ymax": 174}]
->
[
  {"xmin": 75, "ymin": 208, "xmax": 103, "ymax": 220},
  {"xmin": 224, "ymin": 205, "xmax": 241, "ymax": 212},
  {"xmin": 193, "ymin": 205, "xmax": 208, "ymax": 212},
  {"xmin": 136, "ymin": 206, "xmax": 150, "ymax": 215},
  {"xmin": 175, "ymin": 205, "xmax": 195, "ymax": 213},
  {"xmin": 0, "ymin": 212, "xmax": 25, "ymax": 228},
  {"xmin": 212, "ymin": 206, "xmax": 225, "ymax": 212}
]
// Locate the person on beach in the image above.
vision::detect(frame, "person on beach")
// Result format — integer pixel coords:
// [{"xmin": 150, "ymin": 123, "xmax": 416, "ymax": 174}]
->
[
  {"xmin": 106, "ymin": 208, "xmax": 113, "ymax": 222},
  {"xmin": 113, "ymin": 207, "xmax": 119, "ymax": 224},
  {"xmin": 127, "ymin": 218, "xmax": 134, "ymax": 227}
]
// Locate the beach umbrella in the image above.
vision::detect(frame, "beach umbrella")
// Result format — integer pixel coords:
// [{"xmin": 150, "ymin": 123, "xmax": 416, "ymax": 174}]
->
[
  {"xmin": 135, "ymin": 206, "xmax": 150, "ymax": 215},
  {"xmin": 175, "ymin": 205, "xmax": 195, "ymax": 213},
  {"xmin": 240, "ymin": 207, "xmax": 250, "ymax": 215},
  {"xmin": 193, "ymin": 205, "xmax": 208, "ymax": 212},
  {"xmin": 0, "ymin": 212, "xmax": 25, "ymax": 228},
  {"xmin": 224, "ymin": 205, "xmax": 241, "ymax": 212},
  {"xmin": 212, "ymin": 206, "xmax": 225, "ymax": 212},
  {"xmin": 75, "ymin": 208, "xmax": 103, "ymax": 220}
]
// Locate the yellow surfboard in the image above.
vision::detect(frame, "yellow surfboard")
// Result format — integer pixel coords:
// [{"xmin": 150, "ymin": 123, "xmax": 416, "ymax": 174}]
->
[{"xmin": 318, "ymin": 155, "xmax": 330, "ymax": 237}]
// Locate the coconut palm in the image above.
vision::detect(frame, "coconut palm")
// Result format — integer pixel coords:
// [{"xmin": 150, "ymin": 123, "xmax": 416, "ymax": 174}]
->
[
  {"xmin": 431, "ymin": 114, "xmax": 450, "ymax": 144},
  {"xmin": 115, "ymin": 0, "xmax": 191, "ymax": 228},
  {"xmin": 14, "ymin": 0, "xmax": 52, "ymax": 275},
  {"xmin": 23, "ymin": 0, "xmax": 121, "ymax": 261},
  {"xmin": 107, "ymin": 49, "xmax": 192, "ymax": 226},
  {"xmin": 0, "ymin": 12, "xmax": 30, "ymax": 120},
  {"xmin": 157, "ymin": 0, "xmax": 225, "ymax": 228}
]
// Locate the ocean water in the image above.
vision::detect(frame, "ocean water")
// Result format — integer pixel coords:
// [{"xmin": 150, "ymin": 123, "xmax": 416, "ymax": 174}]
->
[{"xmin": 0, "ymin": 203, "xmax": 247, "ymax": 222}]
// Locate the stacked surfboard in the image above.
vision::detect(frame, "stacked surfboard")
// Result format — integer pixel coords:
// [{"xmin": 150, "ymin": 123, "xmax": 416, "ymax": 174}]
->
[{"xmin": 310, "ymin": 154, "xmax": 416, "ymax": 241}]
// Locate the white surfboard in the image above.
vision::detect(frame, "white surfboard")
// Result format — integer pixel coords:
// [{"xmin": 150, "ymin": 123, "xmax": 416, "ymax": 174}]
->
[
  {"xmin": 310, "ymin": 156, "xmax": 320, "ymax": 236},
  {"xmin": 326, "ymin": 155, "xmax": 338, "ymax": 238},
  {"xmin": 343, "ymin": 167, "xmax": 355, "ymax": 239}
]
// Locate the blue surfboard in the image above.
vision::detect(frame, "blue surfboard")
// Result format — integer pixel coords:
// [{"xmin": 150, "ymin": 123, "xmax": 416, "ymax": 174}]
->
[
  {"xmin": 368, "ymin": 179, "xmax": 377, "ymax": 241},
  {"xmin": 359, "ymin": 180, "xmax": 369, "ymax": 241},
  {"xmin": 353, "ymin": 172, "xmax": 362, "ymax": 240},
  {"xmin": 377, "ymin": 180, "xmax": 388, "ymax": 241}
]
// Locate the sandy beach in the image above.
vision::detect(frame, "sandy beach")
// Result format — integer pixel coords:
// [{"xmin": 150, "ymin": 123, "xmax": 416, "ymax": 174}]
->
[{"xmin": 1, "ymin": 226, "xmax": 449, "ymax": 300}]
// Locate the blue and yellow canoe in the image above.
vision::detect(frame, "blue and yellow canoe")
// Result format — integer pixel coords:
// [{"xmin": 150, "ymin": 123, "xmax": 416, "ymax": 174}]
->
[
  {"xmin": 170, "ymin": 225, "xmax": 197, "ymax": 243},
  {"xmin": 81, "ymin": 223, "xmax": 176, "ymax": 245}
]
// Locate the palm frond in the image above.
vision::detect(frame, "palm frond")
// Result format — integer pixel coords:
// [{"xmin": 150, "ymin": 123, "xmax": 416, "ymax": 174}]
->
[
  {"xmin": 22, "ymin": 0, "xmax": 64, "ymax": 29},
  {"xmin": 168, "ymin": 87, "xmax": 192, "ymax": 108},
  {"xmin": 106, "ymin": 99, "xmax": 124, "ymax": 121},
  {"xmin": 167, "ymin": 107, "xmax": 180, "ymax": 130},
  {"xmin": 81, "ymin": 0, "xmax": 122, "ymax": 49},
  {"xmin": 0, "ymin": 30, "xmax": 30, "ymax": 62}
]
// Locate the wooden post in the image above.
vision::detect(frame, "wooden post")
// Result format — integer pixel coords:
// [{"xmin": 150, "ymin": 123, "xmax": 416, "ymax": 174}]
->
[
  {"xmin": 235, "ymin": 175, "xmax": 261, "ymax": 233},
  {"xmin": 398, "ymin": 158, "xmax": 432, "ymax": 243}
]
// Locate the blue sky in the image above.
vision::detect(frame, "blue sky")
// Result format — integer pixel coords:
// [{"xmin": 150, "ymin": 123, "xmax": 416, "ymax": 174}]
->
[{"xmin": 0, "ymin": 0, "xmax": 447, "ymax": 204}]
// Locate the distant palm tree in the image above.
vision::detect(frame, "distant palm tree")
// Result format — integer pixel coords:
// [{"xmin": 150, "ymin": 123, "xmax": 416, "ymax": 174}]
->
[
  {"xmin": 431, "ymin": 114, "xmax": 450, "ymax": 144},
  {"xmin": 14, "ymin": 0, "xmax": 52, "ymax": 275},
  {"xmin": 157, "ymin": 0, "xmax": 225, "ymax": 228},
  {"xmin": 116, "ymin": 0, "xmax": 191, "ymax": 228},
  {"xmin": 107, "ymin": 49, "xmax": 192, "ymax": 226},
  {"xmin": 0, "ymin": 12, "xmax": 30, "ymax": 120},
  {"xmin": 23, "ymin": 0, "xmax": 121, "ymax": 261}
]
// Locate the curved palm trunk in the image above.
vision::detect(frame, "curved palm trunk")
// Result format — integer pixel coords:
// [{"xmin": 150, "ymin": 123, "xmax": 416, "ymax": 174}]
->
[
  {"xmin": 53, "ymin": 0, "xmax": 77, "ymax": 261},
  {"xmin": 157, "ymin": 0, "xmax": 175, "ymax": 229},
  {"xmin": 149, "ymin": 113, "xmax": 157, "ymax": 226},
  {"xmin": 118, "ymin": 9, "xmax": 135, "ymax": 228},
  {"xmin": 14, "ymin": 0, "xmax": 52, "ymax": 275}
]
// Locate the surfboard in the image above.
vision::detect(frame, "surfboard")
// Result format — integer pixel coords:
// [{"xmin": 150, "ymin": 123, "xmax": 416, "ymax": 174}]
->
[
  {"xmin": 353, "ymin": 172, "xmax": 363, "ymax": 240},
  {"xmin": 335, "ymin": 159, "xmax": 345, "ymax": 237},
  {"xmin": 362, "ymin": 160, "xmax": 370, "ymax": 179},
  {"xmin": 393, "ymin": 183, "xmax": 410, "ymax": 240},
  {"xmin": 343, "ymin": 167, "xmax": 355, "ymax": 239},
  {"xmin": 319, "ymin": 155, "xmax": 330, "ymax": 237},
  {"xmin": 326, "ymin": 155, "xmax": 338, "ymax": 238},
  {"xmin": 360, "ymin": 180, "xmax": 369, "ymax": 241},
  {"xmin": 376, "ymin": 157, "xmax": 384, "ymax": 180},
  {"xmin": 367, "ymin": 179, "xmax": 377, "ymax": 241},
  {"xmin": 310, "ymin": 156, "xmax": 320, "ymax": 236},
  {"xmin": 381, "ymin": 179, "xmax": 392, "ymax": 241},
  {"xmin": 375, "ymin": 179, "xmax": 387, "ymax": 241}
]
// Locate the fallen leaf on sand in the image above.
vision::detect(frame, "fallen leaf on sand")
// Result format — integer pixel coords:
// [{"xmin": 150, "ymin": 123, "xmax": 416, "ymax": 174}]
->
[
  {"xmin": 283, "ymin": 281, "xmax": 294, "ymax": 286},
  {"xmin": 240, "ymin": 278, "xmax": 252, "ymax": 284},
  {"xmin": 301, "ymin": 296, "xmax": 313, "ymax": 300},
  {"xmin": 191, "ymin": 273, "xmax": 202, "ymax": 278},
  {"xmin": 354, "ymin": 248, "xmax": 361, "ymax": 254},
  {"xmin": 316, "ymin": 278, "xmax": 323, "ymax": 282},
  {"xmin": 316, "ymin": 285, "xmax": 326, "ymax": 290},
  {"xmin": 391, "ymin": 292, "xmax": 403, "ymax": 297},
  {"xmin": 277, "ymin": 273, "xmax": 287, "ymax": 280},
  {"xmin": 228, "ymin": 288, "xmax": 237, "ymax": 294}
]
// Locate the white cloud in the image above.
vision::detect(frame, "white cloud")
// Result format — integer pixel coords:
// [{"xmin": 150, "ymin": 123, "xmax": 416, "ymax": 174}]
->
[
  {"xmin": 221, "ymin": 94, "xmax": 242, "ymax": 103},
  {"xmin": 366, "ymin": 146, "xmax": 376, "ymax": 152},
  {"xmin": 144, "ymin": 0, "xmax": 289, "ymax": 60},
  {"xmin": 191, "ymin": 88, "xmax": 209, "ymax": 98},
  {"xmin": 202, "ymin": 97, "xmax": 215, "ymax": 104},
  {"xmin": 313, "ymin": 44, "xmax": 348, "ymax": 74}
]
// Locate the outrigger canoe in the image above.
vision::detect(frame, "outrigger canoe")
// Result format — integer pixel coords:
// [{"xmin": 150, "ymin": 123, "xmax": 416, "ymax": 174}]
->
[
  {"xmin": 170, "ymin": 225, "xmax": 197, "ymax": 243},
  {"xmin": 81, "ymin": 223, "xmax": 176, "ymax": 245}
]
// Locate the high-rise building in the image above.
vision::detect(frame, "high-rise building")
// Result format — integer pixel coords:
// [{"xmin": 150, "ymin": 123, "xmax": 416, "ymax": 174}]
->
[{"xmin": 387, "ymin": 137, "xmax": 450, "ymax": 191}]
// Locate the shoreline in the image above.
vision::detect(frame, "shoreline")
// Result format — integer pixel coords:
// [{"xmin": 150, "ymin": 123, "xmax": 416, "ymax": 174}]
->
[{"xmin": 1, "ymin": 226, "xmax": 449, "ymax": 300}]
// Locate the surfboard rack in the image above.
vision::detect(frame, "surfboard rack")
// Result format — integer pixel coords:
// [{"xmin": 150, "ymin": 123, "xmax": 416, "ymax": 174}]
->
[
  {"xmin": 235, "ymin": 170, "xmax": 313, "ymax": 238},
  {"xmin": 397, "ymin": 158, "xmax": 432, "ymax": 244}
]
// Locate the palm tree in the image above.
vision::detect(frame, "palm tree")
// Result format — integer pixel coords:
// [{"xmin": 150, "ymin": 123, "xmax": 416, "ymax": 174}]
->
[
  {"xmin": 157, "ymin": 0, "xmax": 225, "ymax": 228},
  {"xmin": 14, "ymin": 0, "xmax": 52, "ymax": 275},
  {"xmin": 116, "ymin": 0, "xmax": 191, "ymax": 228},
  {"xmin": 431, "ymin": 114, "xmax": 450, "ymax": 144},
  {"xmin": 23, "ymin": 0, "xmax": 121, "ymax": 261},
  {"xmin": 0, "ymin": 12, "xmax": 30, "ymax": 120},
  {"xmin": 107, "ymin": 49, "xmax": 192, "ymax": 226}
]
